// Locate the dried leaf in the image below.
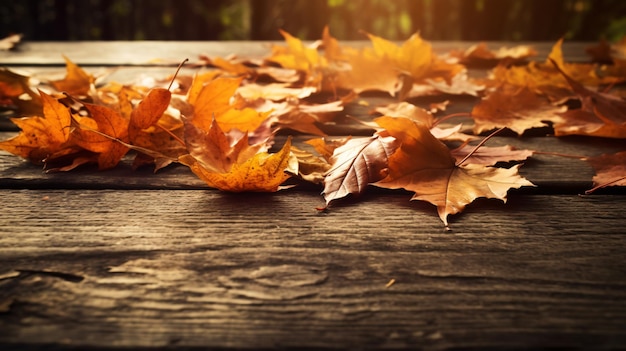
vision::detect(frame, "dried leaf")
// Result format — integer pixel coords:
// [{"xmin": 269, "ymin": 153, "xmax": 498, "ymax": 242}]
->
[
  {"xmin": 472, "ymin": 85, "xmax": 566, "ymax": 135},
  {"xmin": 50, "ymin": 55, "xmax": 94, "ymax": 96},
  {"xmin": 180, "ymin": 136, "xmax": 294, "ymax": 192},
  {"xmin": 322, "ymin": 134, "xmax": 400, "ymax": 206},
  {"xmin": 0, "ymin": 90, "xmax": 71, "ymax": 162},
  {"xmin": 586, "ymin": 151, "xmax": 626, "ymax": 192},
  {"xmin": 373, "ymin": 116, "xmax": 533, "ymax": 226}
]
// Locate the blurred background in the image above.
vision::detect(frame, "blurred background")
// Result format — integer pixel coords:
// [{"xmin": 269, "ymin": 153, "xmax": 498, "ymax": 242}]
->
[{"xmin": 1, "ymin": 0, "xmax": 625, "ymax": 42}]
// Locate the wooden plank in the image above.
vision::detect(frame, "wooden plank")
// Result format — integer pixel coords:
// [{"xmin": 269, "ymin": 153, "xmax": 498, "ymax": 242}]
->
[
  {"xmin": 0, "ymin": 41, "xmax": 593, "ymax": 66},
  {"xmin": 0, "ymin": 189, "xmax": 625, "ymax": 349},
  {"xmin": 2, "ymin": 133, "xmax": 624, "ymax": 193}
]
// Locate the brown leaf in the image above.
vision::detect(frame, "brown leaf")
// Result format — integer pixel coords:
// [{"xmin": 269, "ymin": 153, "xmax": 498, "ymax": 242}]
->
[
  {"xmin": 373, "ymin": 116, "xmax": 533, "ymax": 227},
  {"xmin": 322, "ymin": 134, "xmax": 400, "ymax": 206},
  {"xmin": 586, "ymin": 151, "xmax": 626, "ymax": 192},
  {"xmin": 552, "ymin": 60, "xmax": 626, "ymax": 138},
  {"xmin": 472, "ymin": 85, "xmax": 566, "ymax": 135}
]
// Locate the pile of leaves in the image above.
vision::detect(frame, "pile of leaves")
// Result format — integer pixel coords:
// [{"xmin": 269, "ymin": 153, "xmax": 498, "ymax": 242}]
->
[{"xmin": 1, "ymin": 28, "xmax": 625, "ymax": 228}]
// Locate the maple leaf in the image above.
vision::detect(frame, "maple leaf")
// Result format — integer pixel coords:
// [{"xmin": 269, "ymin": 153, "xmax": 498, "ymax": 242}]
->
[
  {"xmin": 50, "ymin": 55, "xmax": 94, "ymax": 96},
  {"xmin": 267, "ymin": 29, "xmax": 326, "ymax": 87},
  {"xmin": 180, "ymin": 118, "xmax": 295, "ymax": 192},
  {"xmin": 551, "ymin": 60, "xmax": 626, "ymax": 138},
  {"xmin": 189, "ymin": 76, "xmax": 270, "ymax": 133},
  {"xmin": 330, "ymin": 46, "xmax": 400, "ymax": 95},
  {"xmin": 585, "ymin": 151, "xmax": 626, "ymax": 193},
  {"xmin": 471, "ymin": 84, "xmax": 567, "ymax": 135},
  {"xmin": 0, "ymin": 90, "xmax": 71, "ymax": 163},
  {"xmin": 71, "ymin": 102, "xmax": 130, "ymax": 170},
  {"xmin": 322, "ymin": 134, "xmax": 400, "ymax": 206},
  {"xmin": 372, "ymin": 116, "xmax": 533, "ymax": 227},
  {"xmin": 490, "ymin": 39, "xmax": 625, "ymax": 101}
]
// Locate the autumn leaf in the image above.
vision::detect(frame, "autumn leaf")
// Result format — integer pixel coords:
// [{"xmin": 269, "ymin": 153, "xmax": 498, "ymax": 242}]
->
[
  {"xmin": 471, "ymin": 85, "xmax": 567, "ymax": 135},
  {"xmin": 585, "ymin": 151, "xmax": 626, "ymax": 193},
  {"xmin": 305, "ymin": 137, "xmax": 351, "ymax": 162},
  {"xmin": 551, "ymin": 60, "xmax": 626, "ymax": 138},
  {"xmin": 490, "ymin": 39, "xmax": 624, "ymax": 101},
  {"xmin": 183, "ymin": 117, "xmax": 263, "ymax": 174},
  {"xmin": 0, "ymin": 68, "xmax": 42, "ymax": 116},
  {"xmin": 72, "ymin": 102, "xmax": 130, "ymax": 170},
  {"xmin": 267, "ymin": 29, "xmax": 326, "ymax": 87},
  {"xmin": 190, "ymin": 76, "xmax": 270, "ymax": 133},
  {"xmin": 180, "ymin": 119, "xmax": 295, "ymax": 192},
  {"xmin": 126, "ymin": 86, "xmax": 187, "ymax": 170},
  {"xmin": 373, "ymin": 116, "xmax": 533, "ymax": 227},
  {"xmin": 331, "ymin": 46, "xmax": 400, "ymax": 95},
  {"xmin": 50, "ymin": 55, "xmax": 94, "ymax": 96},
  {"xmin": 290, "ymin": 145, "xmax": 331, "ymax": 184},
  {"xmin": 452, "ymin": 42, "xmax": 537, "ymax": 67},
  {"xmin": 322, "ymin": 134, "xmax": 400, "ymax": 206},
  {"xmin": 450, "ymin": 143, "xmax": 534, "ymax": 166},
  {"xmin": 0, "ymin": 90, "xmax": 71, "ymax": 163},
  {"xmin": 0, "ymin": 33, "xmax": 22, "ymax": 51}
]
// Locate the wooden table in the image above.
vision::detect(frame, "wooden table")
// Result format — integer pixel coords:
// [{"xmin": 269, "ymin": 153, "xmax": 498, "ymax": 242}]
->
[{"xmin": 1, "ymin": 41, "xmax": 625, "ymax": 350}]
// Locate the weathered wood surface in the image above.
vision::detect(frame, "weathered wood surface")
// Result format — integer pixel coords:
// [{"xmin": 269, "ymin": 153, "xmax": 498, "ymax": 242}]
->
[
  {"xmin": 1, "ymin": 41, "xmax": 625, "ymax": 350},
  {"xmin": 1, "ymin": 190, "xmax": 625, "ymax": 350}
]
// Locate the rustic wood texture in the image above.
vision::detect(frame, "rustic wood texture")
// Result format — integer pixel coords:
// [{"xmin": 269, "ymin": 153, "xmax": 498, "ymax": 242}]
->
[
  {"xmin": 0, "ymin": 41, "xmax": 625, "ymax": 350},
  {"xmin": 1, "ymin": 190, "xmax": 625, "ymax": 350}
]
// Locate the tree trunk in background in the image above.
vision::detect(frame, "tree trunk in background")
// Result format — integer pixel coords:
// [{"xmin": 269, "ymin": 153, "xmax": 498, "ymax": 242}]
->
[
  {"xmin": 252, "ymin": 0, "xmax": 329, "ymax": 40},
  {"xmin": 528, "ymin": 0, "xmax": 568, "ymax": 41},
  {"xmin": 251, "ymin": 0, "xmax": 279, "ymax": 40},
  {"xmin": 407, "ymin": 0, "xmax": 425, "ymax": 35}
]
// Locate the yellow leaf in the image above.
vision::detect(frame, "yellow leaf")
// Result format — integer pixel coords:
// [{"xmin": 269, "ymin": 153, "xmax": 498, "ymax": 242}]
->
[{"xmin": 181, "ymin": 137, "xmax": 293, "ymax": 192}]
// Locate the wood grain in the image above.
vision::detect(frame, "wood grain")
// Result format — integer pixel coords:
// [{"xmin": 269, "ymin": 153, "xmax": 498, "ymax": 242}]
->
[{"xmin": 1, "ymin": 189, "xmax": 625, "ymax": 349}]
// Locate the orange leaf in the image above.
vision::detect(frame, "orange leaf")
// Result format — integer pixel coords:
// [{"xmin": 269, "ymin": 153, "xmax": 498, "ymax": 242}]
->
[
  {"xmin": 191, "ymin": 76, "xmax": 269, "ymax": 133},
  {"xmin": 373, "ymin": 116, "xmax": 533, "ymax": 227},
  {"xmin": 0, "ymin": 90, "xmax": 71, "ymax": 162},
  {"xmin": 471, "ymin": 85, "xmax": 566, "ymax": 135},
  {"xmin": 73, "ymin": 103, "xmax": 130, "ymax": 170},
  {"xmin": 50, "ymin": 55, "xmax": 94, "ymax": 96},
  {"xmin": 180, "ymin": 137, "xmax": 294, "ymax": 192}
]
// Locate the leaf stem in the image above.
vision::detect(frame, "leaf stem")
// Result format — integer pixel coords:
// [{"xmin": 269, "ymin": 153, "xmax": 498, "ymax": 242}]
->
[
  {"xmin": 168, "ymin": 58, "xmax": 189, "ymax": 91},
  {"xmin": 433, "ymin": 112, "xmax": 471, "ymax": 127},
  {"xmin": 157, "ymin": 124, "xmax": 186, "ymax": 147},
  {"xmin": 455, "ymin": 127, "xmax": 505, "ymax": 167},
  {"xmin": 585, "ymin": 176, "xmax": 626, "ymax": 195}
]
